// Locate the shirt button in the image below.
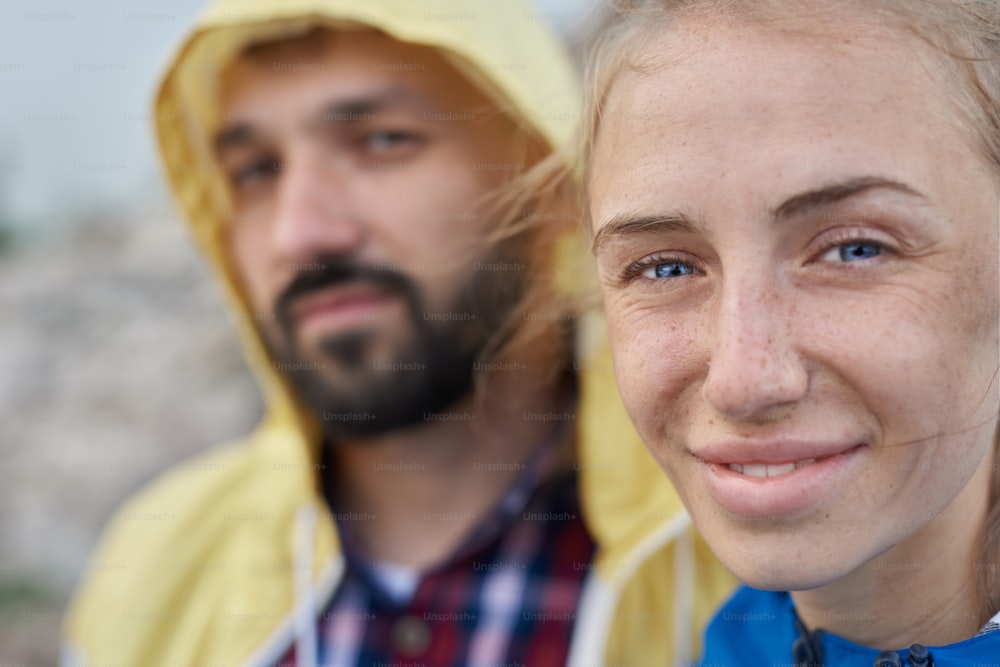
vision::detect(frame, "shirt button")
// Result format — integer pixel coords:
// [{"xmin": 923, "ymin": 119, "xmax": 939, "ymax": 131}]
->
[{"xmin": 391, "ymin": 614, "xmax": 431, "ymax": 657}]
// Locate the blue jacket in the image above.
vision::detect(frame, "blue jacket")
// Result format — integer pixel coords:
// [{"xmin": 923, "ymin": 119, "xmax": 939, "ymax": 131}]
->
[{"xmin": 701, "ymin": 586, "xmax": 1000, "ymax": 666}]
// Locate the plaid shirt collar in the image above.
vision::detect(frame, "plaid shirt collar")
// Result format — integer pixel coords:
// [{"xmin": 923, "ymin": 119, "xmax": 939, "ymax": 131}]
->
[
  {"xmin": 278, "ymin": 387, "xmax": 593, "ymax": 667},
  {"xmin": 330, "ymin": 409, "xmax": 573, "ymax": 587}
]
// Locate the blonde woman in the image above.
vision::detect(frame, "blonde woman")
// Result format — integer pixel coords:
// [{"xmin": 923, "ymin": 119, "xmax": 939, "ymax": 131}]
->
[{"xmin": 585, "ymin": 0, "xmax": 1000, "ymax": 664}]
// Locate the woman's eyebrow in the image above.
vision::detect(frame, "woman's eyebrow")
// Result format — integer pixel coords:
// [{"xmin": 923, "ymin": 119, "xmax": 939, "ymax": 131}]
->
[
  {"xmin": 592, "ymin": 213, "xmax": 700, "ymax": 256},
  {"xmin": 772, "ymin": 176, "xmax": 928, "ymax": 221},
  {"xmin": 592, "ymin": 176, "xmax": 930, "ymax": 256}
]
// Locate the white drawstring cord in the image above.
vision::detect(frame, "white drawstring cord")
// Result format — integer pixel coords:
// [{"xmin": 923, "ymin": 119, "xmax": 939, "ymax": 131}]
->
[
  {"xmin": 672, "ymin": 520, "xmax": 695, "ymax": 667},
  {"xmin": 294, "ymin": 504, "xmax": 319, "ymax": 667}
]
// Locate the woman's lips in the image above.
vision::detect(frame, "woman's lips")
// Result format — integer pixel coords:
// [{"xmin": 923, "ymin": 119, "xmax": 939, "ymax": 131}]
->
[
  {"xmin": 695, "ymin": 439, "xmax": 863, "ymax": 466},
  {"xmin": 694, "ymin": 443, "xmax": 867, "ymax": 517}
]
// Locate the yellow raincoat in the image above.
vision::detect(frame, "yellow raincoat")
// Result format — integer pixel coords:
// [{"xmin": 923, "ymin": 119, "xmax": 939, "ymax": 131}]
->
[{"xmin": 61, "ymin": 1, "xmax": 736, "ymax": 665}]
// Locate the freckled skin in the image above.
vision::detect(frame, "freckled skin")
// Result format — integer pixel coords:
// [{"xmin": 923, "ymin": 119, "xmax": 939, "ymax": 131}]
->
[{"xmin": 590, "ymin": 12, "xmax": 999, "ymax": 644}]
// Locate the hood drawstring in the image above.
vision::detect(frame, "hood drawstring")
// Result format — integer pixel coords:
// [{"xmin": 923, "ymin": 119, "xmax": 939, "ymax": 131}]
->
[
  {"xmin": 792, "ymin": 617, "xmax": 825, "ymax": 667},
  {"xmin": 294, "ymin": 504, "xmax": 319, "ymax": 667},
  {"xmin": 672, "ymin": 524, "xmax": 695, "ymax": 666}
]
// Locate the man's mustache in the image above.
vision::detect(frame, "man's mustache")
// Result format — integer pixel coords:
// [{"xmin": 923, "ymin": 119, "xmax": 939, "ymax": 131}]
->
[{"xmin": 274, "ymin": 257, "xmax": 420, "ymax": 332}]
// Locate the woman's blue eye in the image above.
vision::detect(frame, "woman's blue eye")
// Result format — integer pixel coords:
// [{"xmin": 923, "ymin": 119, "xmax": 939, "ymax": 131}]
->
[
  {"xmin": 642, "ymin": 261, "xmax": 697, "ymax": 279},
  {"xmin": 837, "ymin": 242, "xmax": 882, "ymax": 262}
]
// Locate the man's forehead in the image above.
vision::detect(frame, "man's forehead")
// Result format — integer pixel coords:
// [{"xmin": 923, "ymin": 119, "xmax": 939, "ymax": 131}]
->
[
  {"xmin": 217, "ymin": 30, "xmax": 473, "ymax": 127},
  {"xmin": 222, "ymin": 29, "xmax": 445, "ymax": 94}
]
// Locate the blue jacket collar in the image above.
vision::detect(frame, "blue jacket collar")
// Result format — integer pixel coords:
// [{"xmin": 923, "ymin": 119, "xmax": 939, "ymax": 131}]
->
[{"xmin": 702, "ymin": 586, "xmax": 1000, "ymax": 666}]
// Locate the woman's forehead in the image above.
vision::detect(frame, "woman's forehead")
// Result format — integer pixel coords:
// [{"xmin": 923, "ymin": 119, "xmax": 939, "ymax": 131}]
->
[
  {"xmin": 589, "ymin": 16, "xmax": 980, "ymax": 227},
  {"xmin": 609, "ymin": 15, "xmax": 942, "ymax": 126}
]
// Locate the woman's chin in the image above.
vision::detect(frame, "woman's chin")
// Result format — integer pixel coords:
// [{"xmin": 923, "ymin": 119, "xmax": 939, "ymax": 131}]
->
[
  {"xmin": 728, "ymin": 567, "xmax": 834, "ymax": 593},
  {"xmin": 714, "ymin": 543, "xmax": 857, "ymax": 593},
  {"xmin": 734, "ymin": 570, "xmax": 834, "ymax": 592}
]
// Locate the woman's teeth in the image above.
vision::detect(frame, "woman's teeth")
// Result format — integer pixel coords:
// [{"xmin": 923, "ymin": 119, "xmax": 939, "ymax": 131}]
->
[{"xmin": 727, "ymin": 459, "xmax": 817, "ymax": 478}]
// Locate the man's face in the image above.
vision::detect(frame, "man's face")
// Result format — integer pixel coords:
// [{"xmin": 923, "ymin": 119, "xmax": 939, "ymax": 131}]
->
[{"xmin": 217, "ymin": 30, "xmax": 528, "ymax": 437}]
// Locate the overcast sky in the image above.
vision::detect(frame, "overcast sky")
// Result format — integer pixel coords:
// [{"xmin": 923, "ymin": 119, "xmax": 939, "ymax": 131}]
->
[{"xmin": 0, "ymin": 0, "xmax": 600, "ymax": 237}]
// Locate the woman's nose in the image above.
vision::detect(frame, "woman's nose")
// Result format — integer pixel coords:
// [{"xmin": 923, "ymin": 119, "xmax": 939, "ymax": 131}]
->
[{"xmin": 700, "ymin": 278, "xmax": 809, "ymax": 420}]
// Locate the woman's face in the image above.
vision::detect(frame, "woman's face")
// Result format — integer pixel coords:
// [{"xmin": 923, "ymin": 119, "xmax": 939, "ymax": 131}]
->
[{"xmin": 590, "ymin": 17, "xmax": 1000, "ymax": 589}]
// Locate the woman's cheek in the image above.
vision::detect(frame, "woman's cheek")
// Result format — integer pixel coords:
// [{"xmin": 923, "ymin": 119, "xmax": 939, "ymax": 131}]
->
[{"xmin": 607, "ymin": 297, "xmax": 702, "ymax": 442}]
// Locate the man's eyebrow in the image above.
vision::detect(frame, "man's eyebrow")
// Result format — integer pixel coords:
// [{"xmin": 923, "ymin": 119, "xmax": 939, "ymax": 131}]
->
[
  {"xmin": 772, "ymin": 176, "xmax": 927, "ymax": 220},
  {"xmin": 213, "ymin": 86, "xmax": 435, "ymax": 155},
  {"xmin": 592, "ymin": 213, "xmax": 700, "ymax": 256},
  {"xmin": 307, "ymin": 86, "xmax": 435, "ymax": 131},
  {"xmin": 214, "ymin": 123, "xmax": 256, "ymax": 155}
]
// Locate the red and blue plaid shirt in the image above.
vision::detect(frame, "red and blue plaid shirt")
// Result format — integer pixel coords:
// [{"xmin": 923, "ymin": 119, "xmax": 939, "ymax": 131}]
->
[{"xmin": 278, "ymin": 437, "xmax": 595, "ymax": 667}]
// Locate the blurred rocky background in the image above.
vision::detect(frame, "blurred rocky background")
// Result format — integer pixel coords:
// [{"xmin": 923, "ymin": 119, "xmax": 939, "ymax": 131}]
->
[{"xmin": 0, "ymin": 198, "xmax": 263, "ymax": 665}]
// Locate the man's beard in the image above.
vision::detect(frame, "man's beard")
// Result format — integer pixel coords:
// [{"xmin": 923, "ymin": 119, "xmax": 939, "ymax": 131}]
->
[{"xmin": 263, "ymin": 243, "xmax": 527, "ymax": 439}]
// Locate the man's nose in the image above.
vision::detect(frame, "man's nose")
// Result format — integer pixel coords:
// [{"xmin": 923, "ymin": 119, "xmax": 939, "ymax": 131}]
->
[
  {"xmin": 270, "ymin": 155, "xmax": 366, "ymax": 266},
  {"xmin": 700, "ymin": 277, "xmax": 809, "ymax": 420}
]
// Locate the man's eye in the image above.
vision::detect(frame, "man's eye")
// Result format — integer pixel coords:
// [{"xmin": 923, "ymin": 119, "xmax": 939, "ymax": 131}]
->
[
  {"xmin": 232, "ymin": 159, "xmax": 280, "ymax": 188},
  {"xmin": 362, "ymin": 130, "xmax": 421, "ymax": 154}
]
